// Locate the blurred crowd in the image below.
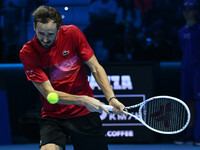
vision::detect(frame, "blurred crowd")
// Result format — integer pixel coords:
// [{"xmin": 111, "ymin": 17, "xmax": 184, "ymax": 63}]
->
[
  {"xmin": 84, "ymin": 0, "xmax": 190, "ymax": 62},
  {"xmin": 0, "ymin": 0, "xmax": 198, "ymax": 63}
]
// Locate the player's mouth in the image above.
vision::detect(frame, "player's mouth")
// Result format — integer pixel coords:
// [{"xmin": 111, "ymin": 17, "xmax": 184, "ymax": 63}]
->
[{"xmin": 41, "ymin": 41, "xmax": 52, "ymax": 48}]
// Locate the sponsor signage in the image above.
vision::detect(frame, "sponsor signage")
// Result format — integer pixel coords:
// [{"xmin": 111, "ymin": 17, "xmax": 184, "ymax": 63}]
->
[{"xmin": 87, "ymin": 63, "xmax": 156, "ymax": 143}]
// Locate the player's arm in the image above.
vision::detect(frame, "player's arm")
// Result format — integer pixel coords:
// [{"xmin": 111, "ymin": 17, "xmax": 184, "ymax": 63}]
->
[
  {"xmin": 85, "ymin": 55, "xmax": 124, "ymax": 113},
  {"xmin": 32, "ymin": 80, "xmax": 109, "ymax": 113}
]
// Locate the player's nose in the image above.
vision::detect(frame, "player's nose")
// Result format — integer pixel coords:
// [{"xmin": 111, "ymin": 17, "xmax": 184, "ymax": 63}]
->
[{"xmin": 43, "ymin": 36, "xmax": 48, "ymax": 43}]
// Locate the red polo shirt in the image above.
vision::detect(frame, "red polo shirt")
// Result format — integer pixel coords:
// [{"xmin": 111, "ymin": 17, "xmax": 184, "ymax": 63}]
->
[{"xmin": 20, "ymin": 25, "xmax": 94, "ymax": 119}]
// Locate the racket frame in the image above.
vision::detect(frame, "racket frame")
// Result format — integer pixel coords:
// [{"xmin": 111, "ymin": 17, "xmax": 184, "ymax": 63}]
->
[{"xmin": 104, "ymin": 95, "xmax": 191, "ymax": 134}]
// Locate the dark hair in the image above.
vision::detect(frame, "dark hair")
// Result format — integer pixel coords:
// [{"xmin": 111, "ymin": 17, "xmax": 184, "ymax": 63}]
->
[{"xmin": 32, "ymin": 5, "xmax": 63, "ymax": 29}]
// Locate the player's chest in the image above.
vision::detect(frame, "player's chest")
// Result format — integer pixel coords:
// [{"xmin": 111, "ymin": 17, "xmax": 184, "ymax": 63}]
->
[{"xmin": 39, "ymin": 42, "xmax": 77, "ymax": 67}]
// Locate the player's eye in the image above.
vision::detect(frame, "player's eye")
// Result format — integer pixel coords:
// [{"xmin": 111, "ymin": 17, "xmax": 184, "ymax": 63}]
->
[
  {"xmin": 39, "ymin": 32, "xmax": 45, "ymax": 35},
  {"xmin": 48, "ymin": 33, "xmax": 54, "ymax": 36}
]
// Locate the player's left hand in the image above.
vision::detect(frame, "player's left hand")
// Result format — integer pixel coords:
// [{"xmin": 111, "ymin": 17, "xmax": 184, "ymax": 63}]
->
[{"xmin": 108, "ymin": 98, "xmax": 125, "ymax": 115}]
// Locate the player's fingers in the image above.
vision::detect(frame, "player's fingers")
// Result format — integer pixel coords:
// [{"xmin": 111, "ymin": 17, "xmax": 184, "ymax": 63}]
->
[
  {"xmin": 101, "ymin": 105, "xmax": 109, "ymax": 114},
  {"xmin": 119, "ymin": 106, "xmax": 124, "ymax": 113},
  {"xmin": 123, "ymin": 107, "xmax": 128, "ymax": 112},
  {"xmin": 115, "ymin": 105, "xmax": 124, "ymax": 115},
  {"xmin": 119, "ymin": 109, "xmax": 124, "ymax": 115},
  {"xmin": 112, "ymin": 107, "xmax": 118, "ymax": 114},
  {"xmin": 112, "ymin": 107, "xmax": 123, "ymax": 115},
  {"xmin": 123, "ymin": 109, "xmax": 128, "ymax": 116}
]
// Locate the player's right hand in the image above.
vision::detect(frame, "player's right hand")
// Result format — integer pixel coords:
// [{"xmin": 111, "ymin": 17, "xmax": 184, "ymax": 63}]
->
[{"xmin": 82, "ymin": 96, "xmax": 109, "ymax": 114}]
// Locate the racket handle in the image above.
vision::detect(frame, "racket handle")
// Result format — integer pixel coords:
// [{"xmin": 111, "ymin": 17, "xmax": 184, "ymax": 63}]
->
[{"xmin": 104, "ymin": 105, "xmax": 113, "ymax": 112}]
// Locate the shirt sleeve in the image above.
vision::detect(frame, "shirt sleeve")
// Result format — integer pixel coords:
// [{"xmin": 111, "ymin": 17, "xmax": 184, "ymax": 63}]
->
[
  {"xmin": 19, "ymin": 48, "xmax": 49, "ymax": 82},
  {"xmin": 72, "ymin": 26, "xmax": 94, "ymax": 62}
]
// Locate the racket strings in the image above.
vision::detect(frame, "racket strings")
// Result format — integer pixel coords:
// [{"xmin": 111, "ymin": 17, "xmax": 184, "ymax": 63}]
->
[{"xmin": 141, "ymin": 98, "xmax": 188, "ymax": 132}]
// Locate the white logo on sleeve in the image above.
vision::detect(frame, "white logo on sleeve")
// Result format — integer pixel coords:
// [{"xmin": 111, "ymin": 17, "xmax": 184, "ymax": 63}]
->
[
  {"xmin": 26, "ymin": 70, "xmax": 33, "ymax": 73},
  {"xmin": 26, "ymin": 70, "xmax": 35, "ymax": 77},
  {"xmin": 62, "ymin": 50, "xmax": 70, "ymax": 56}
]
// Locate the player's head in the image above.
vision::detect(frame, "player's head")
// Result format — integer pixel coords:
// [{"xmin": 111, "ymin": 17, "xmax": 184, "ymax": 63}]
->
[
  {"xmin": 32, "ymin": 6, "xmax": 63, "ymax": 49},
  {"xmin": 33, "ymin": 5, "xmax": 62, "ymax": 29},
  {"xmin": 183, "ymin": 0, "xmax": 198, "ymax": 20}
]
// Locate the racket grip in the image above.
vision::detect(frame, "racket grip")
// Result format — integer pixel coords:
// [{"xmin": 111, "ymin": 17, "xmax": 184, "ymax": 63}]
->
[{"xmin": 104, "ymin": 105, "xmax": 113, "ymax": 112}]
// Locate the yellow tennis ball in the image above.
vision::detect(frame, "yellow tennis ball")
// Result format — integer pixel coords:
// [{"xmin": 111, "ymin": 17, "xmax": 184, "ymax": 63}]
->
[{"xmin": 47, "ymin": 92, "xmax": 59, "ymax": 104}]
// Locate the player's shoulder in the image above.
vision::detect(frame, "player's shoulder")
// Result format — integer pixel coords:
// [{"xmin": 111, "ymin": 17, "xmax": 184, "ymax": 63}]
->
[
  {"xmin": 60, "ymin": 25, "xmax": 81, "ymax": 35},
  {"xmin": 19, "ymin": 40, "xmax": 36, "ymax": 58}
]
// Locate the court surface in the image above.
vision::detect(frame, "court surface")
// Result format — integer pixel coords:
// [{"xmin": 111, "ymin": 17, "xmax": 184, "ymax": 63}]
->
[{"xmin": 0, "ymin": 144, "xmax": 199, "ymax": 150}]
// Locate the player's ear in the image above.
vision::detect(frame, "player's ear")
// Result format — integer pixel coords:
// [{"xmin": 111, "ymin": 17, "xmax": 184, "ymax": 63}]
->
[{"xmin": 33, "ymin": 23, "xmax": 36, "ymax": 31}]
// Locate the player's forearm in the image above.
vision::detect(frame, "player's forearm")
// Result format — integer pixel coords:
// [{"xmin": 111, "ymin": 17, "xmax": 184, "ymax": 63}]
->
[
  {"xmin": 32, "ymin": 80, "xmax": 87, "ymax": 105},
  {"xmin": 91, "ymin": 65, "xmax": 115, "ymax": 102},
  {"xmin": 54, "ymin": 91, "xmax": 82, "ymax": 105},
  {"xmin": 50, "ymin": 90, "xmax": 108, "ymax": 114}
]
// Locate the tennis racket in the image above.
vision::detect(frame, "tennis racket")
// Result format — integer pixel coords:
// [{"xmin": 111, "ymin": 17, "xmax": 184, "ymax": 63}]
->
[{"xmin": 104, "ymin": 95, "xmax": 191, "ymax": 134}]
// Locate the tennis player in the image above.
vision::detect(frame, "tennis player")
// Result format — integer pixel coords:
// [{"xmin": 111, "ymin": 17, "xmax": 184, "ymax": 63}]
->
[{"xmin": 19, "ymin": 5, "xmax": 124, "ymax": 150}]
